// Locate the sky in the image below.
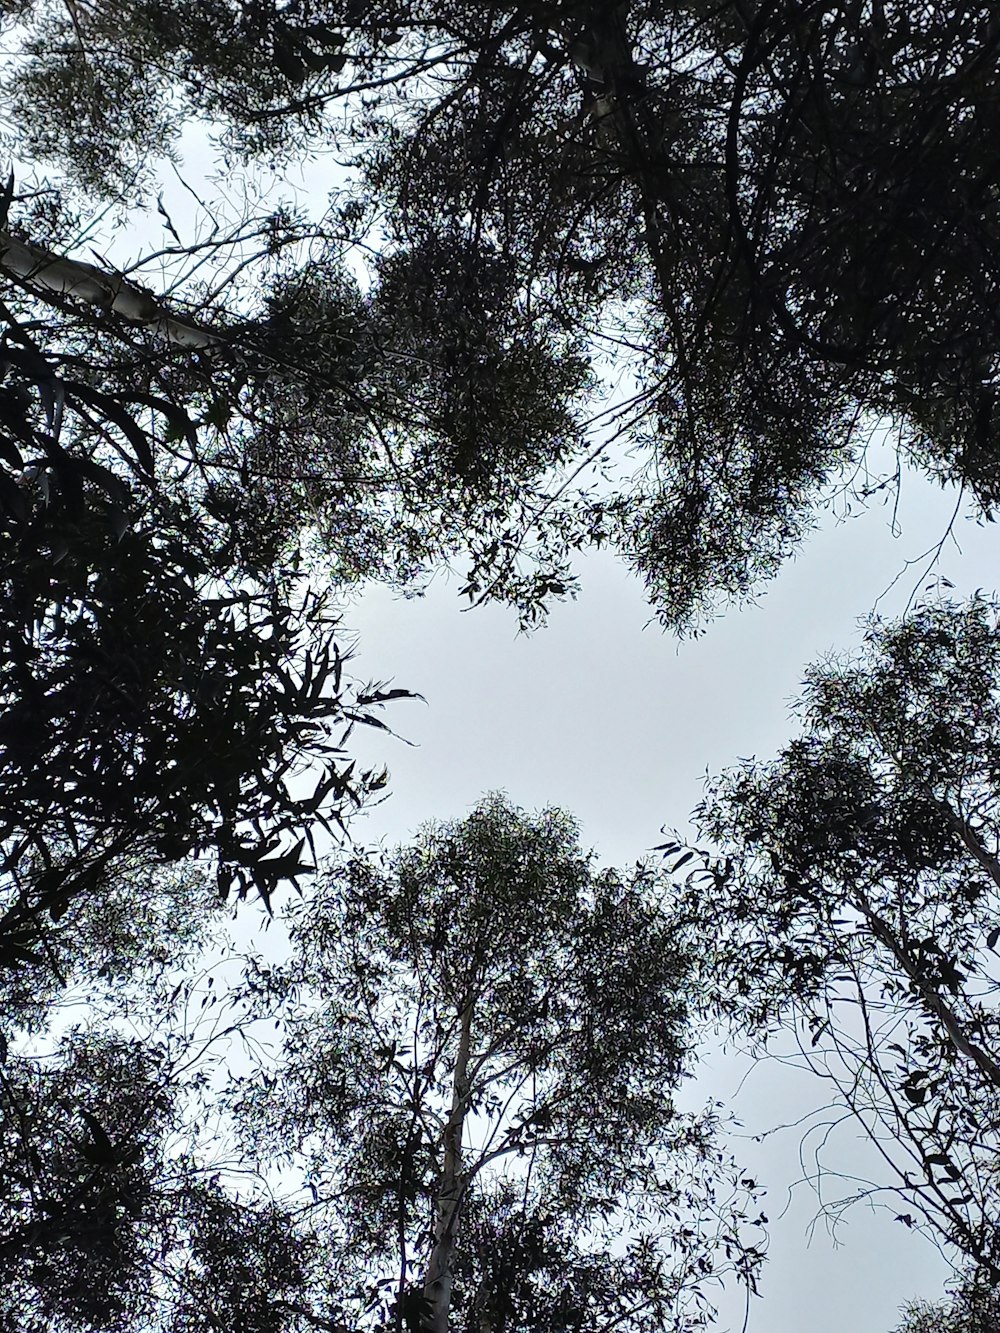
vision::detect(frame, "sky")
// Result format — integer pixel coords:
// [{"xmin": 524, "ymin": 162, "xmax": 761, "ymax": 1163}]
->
[{"xmin": 339, "ymin": 464, "xmax": 997, "ymax": 1333}]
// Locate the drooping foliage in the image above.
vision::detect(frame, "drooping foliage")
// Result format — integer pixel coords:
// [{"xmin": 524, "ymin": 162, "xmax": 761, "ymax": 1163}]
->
[{"xmin": 0, "ymin": 273, "xmax": 417, "ymax": 1003}]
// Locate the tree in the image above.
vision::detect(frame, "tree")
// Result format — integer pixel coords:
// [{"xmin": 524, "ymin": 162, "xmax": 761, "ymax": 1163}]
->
[
  {"xmin": 676, "ymin": 597, "xmax": 1000, "ymax": 1277},
  {"xmin": 0, "ymin": 845, "xmax": 343, "ymax": 1333},
  {"xmin": 0, "ymin": 433, "xmax": 403, "ymax": 975},
  {"xmin": 5, "ymin": 2, "xmax": 1000, "ymax": 626},
  {"xmin": 893, "ymin": 1273, "xmax": 1000, "ymax": 1333},
  {"xmin": 0, "ymin": 180, "xmax": 592, "ymax": 620},
  {"xmin": 0, "ymin": 181, "xmax": 438, "ymax": 984},
  {"xmin": 229, "ymin": 794, "xmax": 765, "ymax": 1333},
  {"xmin": 0, "ymin": 967, "xmax": 331, "ymax": 1333}
]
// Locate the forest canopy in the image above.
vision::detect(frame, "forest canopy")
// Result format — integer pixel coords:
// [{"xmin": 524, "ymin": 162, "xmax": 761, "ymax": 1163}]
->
[
  {"xmin": 1, "ymin": 2, "xmax": 999, "ymax": 1331},
  {"xmin": 2, "ymin": 1, "xmax": 999, "ymax": 624}
]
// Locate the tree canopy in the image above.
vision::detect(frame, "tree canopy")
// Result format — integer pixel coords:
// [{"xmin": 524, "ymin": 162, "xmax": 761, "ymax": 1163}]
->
[
  {"xmin": 893, "ymin": 1271, "xmax": 1000, "ymax": 1333},
  {"xmin": 3, "ymin": 1, "xmax": 999, "ymax": 625},
  {"xmin": 678, "ymin": 597, "xmax": 1000, "ymax": 1279},
  {"xmin": 229, "ymin": 795, "xmax": 765, "ymax": 1333},
  {"xmin": 0, "ymin": 798, "xmax": 765, "ymax": 1333},
  {"xmin": 3, "ymin": 5, "xmax": 1000, "ymax": 1331}
]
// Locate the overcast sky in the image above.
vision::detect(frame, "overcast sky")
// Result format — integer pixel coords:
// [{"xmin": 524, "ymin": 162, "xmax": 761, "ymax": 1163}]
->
[{"xmin": 341, "ymin": 464, "xmax": 996, "ymax": 1333}]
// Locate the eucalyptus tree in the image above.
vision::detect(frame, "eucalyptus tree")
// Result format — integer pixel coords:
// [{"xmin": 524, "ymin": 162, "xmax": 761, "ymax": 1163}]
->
[
  {"xmin": 893, "ymin": 1273, "xmax": 1000, "ymax": 1333},
  {"xmin": 231, "ymin": 795, "xmax": 765, "ymax": 1333},
  {"xmin": 0, "ymin": 953, "xmax": 330, "ymax": 1333},
  {"xmin": 0, "ymin": 423, "xmax": 403, "ymax": 982},
  {"xmin": 5, "ymin": 2, "xmax": 1000, "ymax": 625},
  {"xmin": 0, "ymin": 182, "xmax": 432, "ymax": 982},
  {"xmin": 0, "ymin": 175, "xmax": 592, "ymax": 615},
  {"xmin": 676, "ymin": 597, "xmax": 1000, "ymax": 1278}
]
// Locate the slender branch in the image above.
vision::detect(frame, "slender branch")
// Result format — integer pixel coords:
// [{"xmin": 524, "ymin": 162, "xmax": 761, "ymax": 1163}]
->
[{"xmin": 860, "ymin": 900, "xmax": 1000, "ymax": 1092}]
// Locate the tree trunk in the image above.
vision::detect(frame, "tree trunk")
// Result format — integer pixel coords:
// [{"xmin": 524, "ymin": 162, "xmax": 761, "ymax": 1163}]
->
[
  {"xmin": 421, "ymin": 996, "xmax": 474, "ymax": 1333},
  {"xmin": 0, "ymin": 229, "xmax": 219, "ymax": 348}
]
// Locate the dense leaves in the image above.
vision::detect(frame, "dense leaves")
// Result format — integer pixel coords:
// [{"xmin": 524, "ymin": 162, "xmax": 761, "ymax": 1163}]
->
[
  {"xmin": 3, "ymin": 6, "xmax": 1000, "ymax": 1330},
  {"xmin": 5, "ymin": 2, "xmax": 1000, "ymax": 623},
  {"xmin": 0, "ymin": 463, "xmax": 391, "ymax": 938},
  {"xmin": 894, "ymin": 1272, "xmax": 1000, "ymax": 1333},
  {"xmin": 0, "ymin": 243, "xmax": 434, "ymax": 982},
  {"xmin": 0, "ymin": 1019, "xmax": 324, "ymax": 1333}
]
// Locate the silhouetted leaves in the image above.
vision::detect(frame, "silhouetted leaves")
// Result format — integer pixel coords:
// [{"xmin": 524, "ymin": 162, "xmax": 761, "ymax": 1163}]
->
[
  {"xmin": 682, "ymin": 597, "xmax": 1000, "ymax": 1278},
  {"xmin": 6, "ymin": 3, "xmax": 1000, "ymax": 625}
]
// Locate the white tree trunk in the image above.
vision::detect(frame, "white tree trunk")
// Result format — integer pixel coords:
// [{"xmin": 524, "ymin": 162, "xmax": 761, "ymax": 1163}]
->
[
  {"xmin": 422, "ymin": 997, "xmax": 474, "ymax": 1333},
  {"xmin": 0, "ymin": 229, "xmax": 220, "ymax": 348}
]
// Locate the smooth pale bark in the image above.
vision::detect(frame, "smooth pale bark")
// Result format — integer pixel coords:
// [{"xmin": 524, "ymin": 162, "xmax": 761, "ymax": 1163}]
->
[
  {"xmin": 0, "ymin": 229, "xmax": 220, "ymax": 348},
  {"xmin": 421, "ymin": 996, "xmax": 475, "ymax": 1333}
]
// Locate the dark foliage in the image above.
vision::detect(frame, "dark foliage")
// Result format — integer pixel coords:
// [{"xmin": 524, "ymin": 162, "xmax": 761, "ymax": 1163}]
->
[
  {"xmin": 6, "ymin": 2, "xmax": 1000, "ymax": 624},
  {"xmin": 0, "ymin": 296, "xmax": 404, "ymax": 1001}
]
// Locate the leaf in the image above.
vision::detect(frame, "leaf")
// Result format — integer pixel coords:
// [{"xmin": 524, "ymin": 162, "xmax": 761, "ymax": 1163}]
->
[
  {"xmin": 36, "ymin": 375, "xmax": 64, "ymax": 441},
  {"xmin": 79, "ymin": 1109, "xmax": 117, "ymax": 1162},
  {"xmin": 124, "ymin": 391, "xmax": 199, "ymax": 448},
  {"xmin": 0, "ymin": 472, "xmax": 28, "ymax": 522},
  {"xmin": 156, "ymin": 192, "xmax": 182, "ymax": 246},
  {"xmin": 355, "ymin": 687, "xmax": 420, "ymax": 705},
  {"xmin": 69, "ymin": 385, "xmax": 155, "ymax": 475},
  {"xmin": 274, "ymin": 43, "xmax": 306, "ymax": 83},
  {"xmin": 0, "ymin": 169, "xmax": 13, "ymax": 230},
  {"xmin": 0, "ymin": 943, "xmax": 45, "ymax": 968},
  {"xmin": 671, "ymin": 850, "xmax": 695, "ymax": 872},
  {"xmin": 253, "ymin": 836, "xmax": 316, "ymax": 888},
  {"xmin": 48, "ymin": 893, "xmax": 72, "ymax": 922},
  {"xmin": 73, "ymin": 453, "xmax": 130, "ymax": 507},
  {"xmin": 987, "ymin": 926, "xmax": 999, "ymax": 951},
  {"xmin": 201, "ymin": 397, "xmax": 232, "ymax": 431},
  {"xmin": 308, "ymin": 22, "xmax": 345, "ymax": 47}
]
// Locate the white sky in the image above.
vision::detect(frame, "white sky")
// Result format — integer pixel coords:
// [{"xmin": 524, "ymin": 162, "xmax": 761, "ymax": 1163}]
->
[{"xmin": 340, "ymin": 466, "xmax": 997, "ymax": 1333}]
